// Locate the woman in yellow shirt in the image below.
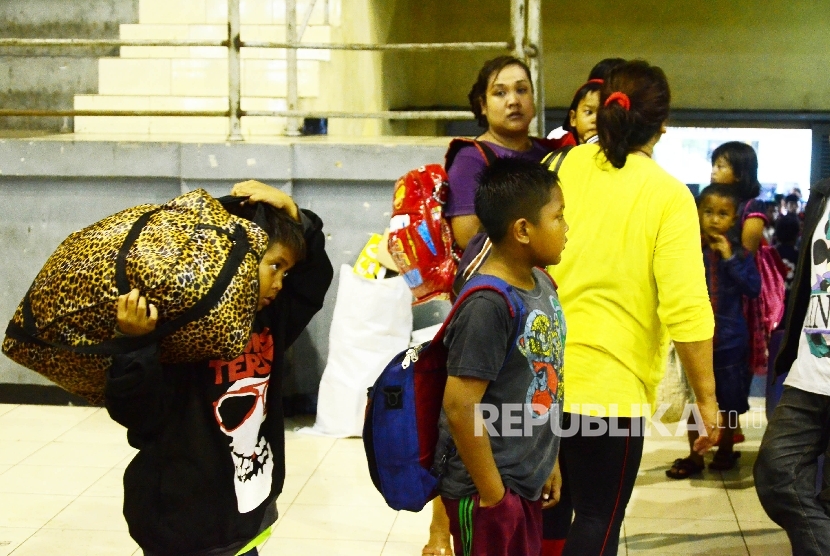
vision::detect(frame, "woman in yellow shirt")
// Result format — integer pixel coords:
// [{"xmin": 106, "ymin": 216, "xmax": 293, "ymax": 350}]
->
[{"xmin": 540, "ymin": 61, "xmax": 720, "ymax": 556}]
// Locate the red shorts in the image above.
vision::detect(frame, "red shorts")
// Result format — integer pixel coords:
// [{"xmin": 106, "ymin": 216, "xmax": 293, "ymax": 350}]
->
[{"xmin": 442, "ymin": 489, "xmax": 542, "ymax": 556}]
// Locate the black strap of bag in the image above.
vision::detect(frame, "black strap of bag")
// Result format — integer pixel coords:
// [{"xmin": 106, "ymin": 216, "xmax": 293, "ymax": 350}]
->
[
  {"xmin": 541, "ymin": 145, "xmax": 575, "ymax": 174},
  {"xmin": 444, "ymin": 138, "xmax": 499, "ymax": 172},
  {"xmin": 6, "ymin": 204, "xmax": 255, "ymax": 356}
]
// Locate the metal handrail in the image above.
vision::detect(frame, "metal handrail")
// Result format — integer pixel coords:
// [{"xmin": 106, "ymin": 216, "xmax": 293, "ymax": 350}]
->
[
  {"xmin": 0, "ymin": 38, "xmax": 510, "ymax": 53},
  {"xmin": 0, "ymin": 109, "xmax": 473, "ymax": 120},
  {"xmin": 243, "ymin": 110, "xmax": 474, "ymax": 120},
  {"xmin": 0, "ymin": 110, "xmax": 229, "ymax": 117},
  {"xmin": 0, "ymin": 39, "xmax": 228, "ymax": 47},
  {"xmin": 0, "ymin": 0, "xmax": 540, "ymax": 139},
  {"xmin": 240, "ymin": 41, "xmax": 512, "ymax": 51}
]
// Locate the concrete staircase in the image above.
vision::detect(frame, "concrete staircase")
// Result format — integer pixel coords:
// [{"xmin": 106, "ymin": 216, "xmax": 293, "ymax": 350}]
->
[
  {"xmin": 0, "ymin": 0, "xmax": 138, "ymax": 133},
  {"xmin": 74, "ymin": 0, "xmax": 338, "ymax": 137}
]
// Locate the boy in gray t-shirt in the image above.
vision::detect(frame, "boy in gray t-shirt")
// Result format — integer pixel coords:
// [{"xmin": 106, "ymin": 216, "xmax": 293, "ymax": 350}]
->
[{"xmin": 438, "ymin": 157, "xmax": 568, "ymax": 556}]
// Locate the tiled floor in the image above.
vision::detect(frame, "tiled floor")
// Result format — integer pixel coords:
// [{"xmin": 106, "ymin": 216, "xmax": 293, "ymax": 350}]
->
[{"xmin": 0, "ymin": 399, "xmax": 791, "ymax": 555}]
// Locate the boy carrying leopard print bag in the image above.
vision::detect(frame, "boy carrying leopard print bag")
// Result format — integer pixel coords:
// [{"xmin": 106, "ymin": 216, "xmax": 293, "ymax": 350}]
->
[
  {"xmin": 101, "ymin": 181, "xmax": 332, "ymax": 556},
  {"xmin": 1, "ymin": 185, "xmax": 330, "ymax": 408}
]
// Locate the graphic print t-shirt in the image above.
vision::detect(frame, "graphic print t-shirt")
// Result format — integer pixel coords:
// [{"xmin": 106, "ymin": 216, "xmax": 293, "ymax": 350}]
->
[
  {"xmin": 437, "ymin": 269, "xmax": 566, "ymax": 501},
  {"xmin": 208, "ymin": 323, "xmax": 276, "ymax": 515},
  {"xmin": 785, "ymin": 206, "xmax": 830, "ymax": 396}
]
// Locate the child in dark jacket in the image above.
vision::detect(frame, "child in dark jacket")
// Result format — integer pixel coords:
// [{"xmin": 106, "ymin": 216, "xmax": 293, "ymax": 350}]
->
[
  {"xmin": 105, "ymin": 181, "xmax": 333, "ymax": 556},
  {"xmin": 667, "ymin": 183, "xmax": 761, "ymax": 479}
]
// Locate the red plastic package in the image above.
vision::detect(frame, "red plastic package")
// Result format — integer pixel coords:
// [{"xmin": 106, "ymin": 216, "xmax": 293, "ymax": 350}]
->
[{"xmin": 387, "ymin": 165, "xmax": 460, "ymax": 303}]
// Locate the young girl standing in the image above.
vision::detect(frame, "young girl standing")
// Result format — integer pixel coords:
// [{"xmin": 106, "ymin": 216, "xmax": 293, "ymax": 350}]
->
[
  {"xmin": 712, "ymin": 141, "xmax": 788, "ymax": 381},
  {"xmin": 710, "ymin": 141, "xmax": 766, "ymax": 255}
]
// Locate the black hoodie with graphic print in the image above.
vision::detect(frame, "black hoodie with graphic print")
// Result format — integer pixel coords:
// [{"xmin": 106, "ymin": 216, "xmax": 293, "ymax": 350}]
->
[{"xmin": 105, "ymin": 209, "xmax": 333, "ymax": 556}]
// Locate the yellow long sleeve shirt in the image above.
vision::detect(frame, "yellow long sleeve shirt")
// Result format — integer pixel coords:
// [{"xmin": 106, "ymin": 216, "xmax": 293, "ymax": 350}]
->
[{"xmin": 549, "ymin": 144, "xmax": 714, "ymax": 417}]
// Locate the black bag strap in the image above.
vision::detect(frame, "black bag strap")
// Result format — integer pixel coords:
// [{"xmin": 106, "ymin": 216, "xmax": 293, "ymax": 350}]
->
[
  {"xmin": 444, "ymin": 138, "xmax": 500, "ymax": 172},
  {"xmin": 6, "ymin": 212, "xmax": 254, "ymax": 356},
  {"xmin": 115, "ymin": 207, "xmax": 162, "ymax": 295},
  {"xmin": 541, "ymin": 145, "xmax": 575, "ymax": 174},
  {"xmin": 476, "ymin": 141, "xmax": 499, "ymax": 165}
]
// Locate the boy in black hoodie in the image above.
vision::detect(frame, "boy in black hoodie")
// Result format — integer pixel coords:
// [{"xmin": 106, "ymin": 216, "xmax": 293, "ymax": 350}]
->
[{"xmin": 105, "ymin": 181, "xmax": 333, "ymax": 556}]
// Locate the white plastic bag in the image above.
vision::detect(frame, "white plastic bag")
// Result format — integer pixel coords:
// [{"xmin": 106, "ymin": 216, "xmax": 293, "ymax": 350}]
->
[
  {"xmin": 305, "ymin": 265, "xmax": 413, "ymax": 437},
  {"xmin": 656, "ymin": 343, "xmax": 693, "ymax": 424}
]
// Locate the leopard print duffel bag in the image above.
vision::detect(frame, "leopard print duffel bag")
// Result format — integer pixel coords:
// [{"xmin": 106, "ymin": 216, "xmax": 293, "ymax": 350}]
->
[{"xmin": 2, "ymin": 188, "xmax": 269, "ymax": 405}]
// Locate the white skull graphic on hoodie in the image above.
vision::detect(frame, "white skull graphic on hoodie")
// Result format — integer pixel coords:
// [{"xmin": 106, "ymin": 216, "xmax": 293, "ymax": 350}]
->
[{"xmin": 213, "ymin": 376, "xmax": 274, "ymax": 513}]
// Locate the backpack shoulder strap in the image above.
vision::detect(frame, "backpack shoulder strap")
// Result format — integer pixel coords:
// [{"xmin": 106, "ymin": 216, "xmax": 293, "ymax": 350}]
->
[
  {"xmin": 541, "ymin": 145, "xmax": 575, "ymax": 174},
  {"xmin": 534, "ymin": 136, "xmax": 575, "ymax": 152},
  {"xmin": 445, "ymin": 138, "xmax": 499, "ymax": 172},
  {"xmin": 475, "ymin": 141, "xmax": 499, "ymax": 165},
  {"xmin": 459, "ymin": 236, "xmax": 492, "ymax": 285},
  {"xmin": 432, "ymin": 274, "xmax": 525, "ymax": 361},
  {"xmin": 534, "ymin": 266, "xmax": 558, "ymax": 290}
]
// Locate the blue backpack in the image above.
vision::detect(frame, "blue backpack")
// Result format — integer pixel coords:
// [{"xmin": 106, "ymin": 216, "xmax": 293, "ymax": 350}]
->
[{"xmin": 363, "ymin": 274, "xmax": 525, "ymax": 511}]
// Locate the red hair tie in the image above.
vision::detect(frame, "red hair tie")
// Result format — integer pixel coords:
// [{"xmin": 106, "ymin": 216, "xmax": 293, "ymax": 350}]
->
[
  {"xmin": 605, "ymin": 92, "xmax": 631, "ymax": 111},
  {"xmin": 572, "ymin": 78, "xmax": 605, "ymax": 98}
]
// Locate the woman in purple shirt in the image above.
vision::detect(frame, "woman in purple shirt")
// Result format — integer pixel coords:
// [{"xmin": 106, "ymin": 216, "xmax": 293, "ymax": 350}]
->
[{"xmin": 425, "ymin": 54, "xmax": 565, "ymax": 556}]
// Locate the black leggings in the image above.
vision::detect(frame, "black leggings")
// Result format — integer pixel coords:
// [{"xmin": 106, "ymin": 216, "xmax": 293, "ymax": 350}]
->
[{"xmin": 542, "ymin": 413, "xmax": 645, "ymax": 556}]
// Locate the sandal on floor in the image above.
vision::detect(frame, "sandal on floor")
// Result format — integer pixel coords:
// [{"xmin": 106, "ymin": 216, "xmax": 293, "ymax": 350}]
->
[
  {"xmin": 708, "ymin": 450, "xmax": 741, "ymax": 471},
  {"xmin": 666, "ymin": 457, "xmax": 705, "ymax": 479}
]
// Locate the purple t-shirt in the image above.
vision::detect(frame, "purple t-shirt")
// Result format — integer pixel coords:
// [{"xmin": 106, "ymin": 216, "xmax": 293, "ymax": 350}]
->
[{"xmin": 444, "ymin": 140, "xmax": 552, "ymax": 218}]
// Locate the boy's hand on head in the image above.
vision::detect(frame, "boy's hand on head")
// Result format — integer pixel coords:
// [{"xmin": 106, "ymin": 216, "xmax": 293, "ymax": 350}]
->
[
  {"xmin": 541, "ymin": 460, "xmax": 562, "ymax": 509},
  {"xmin": 707, "ymin": 233, "xmax": 732, "ymax": 259},
  {"xmin": 231, "ymin": 180, "xmax": 300, "ymax": 221},
  {"xmin": 116, "ymin": 288, "xmax": 158, "ymax": 336}
]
